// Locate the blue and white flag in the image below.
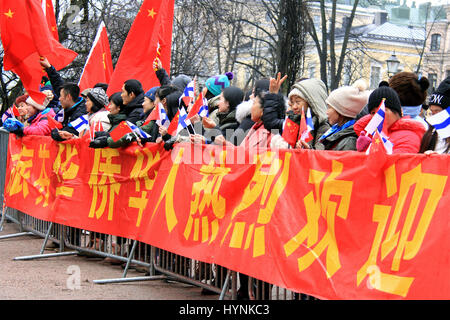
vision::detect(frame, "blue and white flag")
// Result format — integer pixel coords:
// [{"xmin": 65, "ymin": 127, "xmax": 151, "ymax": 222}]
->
[
  {"xmin": 126, "ymin": 121, "xmax": 150, "ymax": 139},
  {"xmin": 364, "ymin": 99, "xmax": 385, "ymax": 136},
  {"xmin": 54, "ymin": 108, "xmax": 65, "ymax": 123},
  {"xmin": 177, "ymin": 107, "xmax": 191, "ymax": 135},
  {"xmin": 68, "ymin": 115, "xmax": 89, "ymax": 133},
  {"xmin": 179, "ymin": 80, "xmax": 195, "ymax": 107},
  {"xmin": 156, "ymin": 103, "xmax": 170, "ymax": 129},
  {"xmin": 427, "ymin": 108, "xmax": 450, "ymax": 139}
]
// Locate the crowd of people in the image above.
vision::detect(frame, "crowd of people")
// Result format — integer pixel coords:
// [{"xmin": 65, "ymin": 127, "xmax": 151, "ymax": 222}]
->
[
  {"xmin": 2, "ymin": 56, "xmax": 449, "ymax": 156},
  {"xmin": 1, "ymin": 56, "xmax": 449, "ymax": 300}
]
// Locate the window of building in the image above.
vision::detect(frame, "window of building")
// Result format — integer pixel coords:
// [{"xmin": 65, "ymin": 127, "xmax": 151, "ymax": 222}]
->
[
  {"xmin": 430, "ymin": 34, "xmax": 441, "ymax": 51},
  {"xmin": 370, "ymin": 66, "xmax": 381, "ymax": 89},
  {"xmin": 428, "ymin": 73, "xmax": 437, "ymax": 93}
]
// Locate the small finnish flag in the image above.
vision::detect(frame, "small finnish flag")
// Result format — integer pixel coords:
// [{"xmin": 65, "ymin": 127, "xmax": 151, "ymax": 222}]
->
[
  {"xmin": 126, "ymin": 121, "xmax": 150, "ymax": 139},
  {"xmin": 427, "ymin": 108, "xmax": 450, "ymax": 139},
  {"xmin": 68, "ymin": 115, "xmax": 89, "ymax": 133},
  {"xmin": 54, "ymin": 108, "xmax": 65, "ymax": 123}
]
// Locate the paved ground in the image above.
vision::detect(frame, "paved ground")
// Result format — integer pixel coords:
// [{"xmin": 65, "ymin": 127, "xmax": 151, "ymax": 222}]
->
[{"xmin": 0, "ymin": 221, "xmax": 219, "ymax": 300}]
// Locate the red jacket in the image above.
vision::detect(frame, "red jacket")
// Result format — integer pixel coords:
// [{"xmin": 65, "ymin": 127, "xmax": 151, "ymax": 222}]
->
[
  {"xmin": 23, "ymin": 108, "xmax": 56, "ymax": 136},
  {"xmin": 240, "ymin": 121, "xmax": 272, "ymax": 149},
  {"xmin": 354, "ymin": 114, "xmax": 426, "ymax": 154}
]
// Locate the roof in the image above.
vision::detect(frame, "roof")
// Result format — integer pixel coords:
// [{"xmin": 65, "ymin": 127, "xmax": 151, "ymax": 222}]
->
[{"xmin": 365, "ymin": 22, "xmax": 425, "ymax": 44}]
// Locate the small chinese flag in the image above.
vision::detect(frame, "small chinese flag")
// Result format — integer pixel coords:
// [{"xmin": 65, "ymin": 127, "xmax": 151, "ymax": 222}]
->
[
  {"xmin": 47, "ymin": 115, "xmax": 63, "ymax": 130},
  {"xmin": 282, "ymin": 117, "xmax": 299, "ymax": 148},
  {"xmin": 42, "ymin": 0, "xmax": 59, "ymax": 41},
  {"xmin": 167, "ymin": 110, "xmax": 180, "ymax": 136},
  {"xmin": 187, "ymin": 92, "xmax": 203, "ymax": 119},
  {"xmin": 144, "ymin": 104, "xmax": 160, "ymax": 125},
  {"xmin": 11, "ymin": 105, "xmax": 21, "ymax": 117},
  {"xmin": 109, "ymin": 121, "xmax": 132, "ymax": 142}
]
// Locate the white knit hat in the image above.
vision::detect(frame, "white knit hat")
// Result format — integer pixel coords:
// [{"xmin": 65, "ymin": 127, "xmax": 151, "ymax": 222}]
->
[
  {"xmin": 25, "ymin": 90, "xmax": 53, "ymax": 111},
  {"xmin": 325, "ymin": 79, "xmax": 370, "ymax": 118}
]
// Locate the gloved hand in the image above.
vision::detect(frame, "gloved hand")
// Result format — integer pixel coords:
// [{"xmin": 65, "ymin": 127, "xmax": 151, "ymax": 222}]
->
[
  {"xmin": 3, "ymin": 118, "xmax": 24, "ymax": 132},
  {"xmin": 89, "ymin": 136, "xmax": 109, "ymax": 148},
  {"xmin": 51, "ymin": 128, "xmax": 65, "ymax": 142},
  {"xmin": 11, "ymin": 127, "xmax": 24, "ymax": 137},
  {"xmin": 163, "ymin": 136, "xmax": 177, "ymax": 151},
  {"xmin": 356, "ymin": 131, "xmax": 372, "ymax": 152},
  {"xmin": 94, "ymin": 131, "xmax": 110, "ymax": 139}
]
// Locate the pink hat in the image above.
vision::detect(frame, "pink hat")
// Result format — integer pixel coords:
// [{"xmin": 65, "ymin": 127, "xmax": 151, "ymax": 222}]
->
[{"xmin": 325, "ymin": 79, "xmax": 370, "ymax": 118}]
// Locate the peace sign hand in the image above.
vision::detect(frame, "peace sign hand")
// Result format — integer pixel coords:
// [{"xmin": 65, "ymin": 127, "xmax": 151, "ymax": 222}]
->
[{"xmin": 269, "ymin": 72, "xmax": 288, "ymax": 94}]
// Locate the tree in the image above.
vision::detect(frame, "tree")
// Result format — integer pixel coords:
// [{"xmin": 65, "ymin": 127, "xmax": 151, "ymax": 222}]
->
[{"xmin": 306, "ymin": 0, "xmax": 360, "ymax": 91}]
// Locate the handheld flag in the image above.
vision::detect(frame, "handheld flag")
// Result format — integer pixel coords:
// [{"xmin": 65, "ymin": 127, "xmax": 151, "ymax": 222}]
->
[
  {"xmin": 364, "ymin": 99, "xmax": 386, "ymax": 137},
  {"xmin": 0, "ymin": 0, "xmax": 78, "ymax": 105},
  {"xmin": 126, "ymin": 121, "xmax": 150, "ymax": 139},
  {"xmin": 109, "ymin": 121, "xmax": 133, "ymax": 142},
  {"xmin": 54, "ymin": 108, "xmax": 64, "ymax": 123},
  {"xmin": 106, "ymin": 0, "xmax": 175, "ymax": 96},
  {"xmin": 68, "ymin": 115, "xmax": 89, "ymax": 134},
  {"xmin": 282, "ymin": 116, "xmax": 300, "ymax": 148},
  {"xmin": 47, "ymin": 115, "xmax": 63, "ymax": 130},
  {"xmin": 41, "ymin": 0, "xmax": 59, "ymax": 40},
  {"xmin": 299, "ymin": 107, "xmax": 314, "ymax": 143},
  {"xmin": 187, "ymin": 93, "xmax": 209, "ymax": 119},
  {"xmin": 426, "ymin": 108, "xmax": 450, "ymax": 139},
  {"xmin": 179, "ymin": 80, "xmax": 195, "ymax": 107},
  {"xmin": 366, "ymin": 129, "xmax": 394, "ymax": 155},
  {"xmin": 148, "ymin": 103, "xmax": 170, "ymax": 128},
  {"xmin": 78, "ymin": 21, "xmax": 114, "ymax": 92},
  {"xmin": 1, "ymin": 107, "xmax": 15, "ymax": 123}
]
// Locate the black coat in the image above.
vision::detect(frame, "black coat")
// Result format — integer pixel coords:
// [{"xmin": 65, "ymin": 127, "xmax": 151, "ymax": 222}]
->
[{"xmin": 122, "ymin": 92, "xmax": 145, "ymax": 124}]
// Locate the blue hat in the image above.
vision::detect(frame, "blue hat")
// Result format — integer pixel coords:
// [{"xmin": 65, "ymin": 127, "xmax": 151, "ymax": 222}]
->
[
  {"xmin": 145, "ymin": 86, "xmax": 159, "ymax": 101},
  {"xmin": 205, "ymin": 72, "xmax": 234, "ymax": 97}
]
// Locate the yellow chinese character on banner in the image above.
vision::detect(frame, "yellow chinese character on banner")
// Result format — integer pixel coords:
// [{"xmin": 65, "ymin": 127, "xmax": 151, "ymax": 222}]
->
[
  {"xmin": 53, "ymin": 143, "xmax": 80, "ymax": 198},
  {"xmin": 283, "ymin": 160, "xmax": 353, "ymax": 278},
  {"xmin": 150, "ymin": 147, "xmax": 184, "ymax": 232},
  {"xmin": 88, "ymin": 149, "xmax": 121, "ymax": 221},
  {"xmin": 184, "ymin": 150, "xmax": 231, "ymax": 244},
  {"xmin": 128, "ymin": 149, "xmax": 161, "ymax": 227},
  {"xmin": 33, "ymin": 145, "xmax": 50, "ymax": 207},
  {"xmin": 357, "ymin": 164, "xmax": 447, "ymax": 297},
  {"xmin": 221, "ymin": 151, "xmax": 291, "ymax": 258},
  {"xmin": 6, "ymin": 145, "xmax": 34, "ymax": 198}
]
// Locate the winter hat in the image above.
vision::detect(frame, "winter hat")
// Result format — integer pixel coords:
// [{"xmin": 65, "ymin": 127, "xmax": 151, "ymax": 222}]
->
[
  {"xmin": 15, "ymin": 95, "xmax": 29, "ymax": 106},
  {"xmin": 25, "ymin": 90, "xmax": 53, "ymax": 111},
  {"xmin": 325, "ymin": 79, "xmax": 370, "ymax": 118},
  {"xmin": 367, "ymin": 82, "xmax": 402, "ymax": 115},
  {"xmin": 144, "ymin": 86, "xmax": 159, "ymax": 102},
  {"xmin": 222, "ymin": 86, "xmax": 244, "ymax": 111},
  {"xmin": 205, "ymin": 72, "xmax": 234, "ymax": 97},
  {"xmin": 389, "ymin": 72, "xmax": 429, "ymax": 106},
  {"xmin": 87, "ymin": 87, "xmax": 109, "ymax": 112},
  {"xmin": 288, "ymin": 87, "xmax": 307, "ymax": 102},
  {"xmin": 172, "ymin": 75, "xmax": 192, "ymax": 92},
  {"xmin": 254, "ymin": 78, "xmax": 270, "ymax": 96},
  {"xmin": 428, "ymin": 76, "xmax": 450, "ymax": 109},
  {"xmin": 81, "ymin": 88, "xmax": 91, "ymax": 98}
]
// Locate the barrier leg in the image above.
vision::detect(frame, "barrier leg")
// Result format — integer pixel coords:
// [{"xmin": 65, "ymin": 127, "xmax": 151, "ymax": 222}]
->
[
  {"xmin": 13, "ymin": 222, "xmax": 78, "ymax": 260},
  {"xmin": 0, "ymin": 203, "xmax": 6, "ymax": 232},
  {"xmin": 219, "ymin": 270, "xmax": 231, "ymax": 300},
  {"xmin": 0, "ymin": 231, "xmax": 34, "ymax": 240}
]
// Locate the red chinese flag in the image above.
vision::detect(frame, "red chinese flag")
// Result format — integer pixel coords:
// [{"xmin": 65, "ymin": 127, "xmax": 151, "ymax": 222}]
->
[
  {"xmin": 11, "ymin": 105, "xmax": 21, "ymax": 117},
  {"xmin": 187, "ymin": 93, "xmax": 203, "ymax": 119},
  {"xmin": 42, "ymin": 0, "xmax": 59, "ymax": 41},
  {"xmin": 0, "ymin": 0, "xmax": 77, "ymax": 104},
  {"xmin": 78, "ymin": 21, "xmax": 114, "ymax": 92},
  {"xmin": 282, "ymin": 117, "xmax": 300, "ymax": 148},
  {"xmin": 167, "ymin": 110, "xmax": 179, "ymax": 136},
  {"xmin": 109, "ymin": 121, "xmax": 132, "ymax": 142},
  {"xmin": 106, "ymin": 0, "xmax": 175, "ymax": 96},
  {"xmin": 47, "ymin": 115, "xmax": 63, "ymax": 130}
]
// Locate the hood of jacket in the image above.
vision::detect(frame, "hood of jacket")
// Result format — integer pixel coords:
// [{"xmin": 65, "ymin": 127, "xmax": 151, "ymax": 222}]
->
[
  {"xmin": 290, "ymin": 78, "xmax": 328, "ymax": 124},
  {"xmin": 235, "ymin": 99, "xmax": 253, "ymax": 124}
]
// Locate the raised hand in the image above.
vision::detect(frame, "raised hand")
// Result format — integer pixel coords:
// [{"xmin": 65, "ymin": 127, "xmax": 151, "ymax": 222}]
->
[{"xmin": 269, "ymin": 72, "xmax": 288, "ymax": 94}]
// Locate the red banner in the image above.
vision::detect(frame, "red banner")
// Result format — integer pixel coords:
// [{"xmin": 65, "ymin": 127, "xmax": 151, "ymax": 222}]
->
[{"xmin": 4, "ymin": 135, "xmax": 450, "ymax": 300}]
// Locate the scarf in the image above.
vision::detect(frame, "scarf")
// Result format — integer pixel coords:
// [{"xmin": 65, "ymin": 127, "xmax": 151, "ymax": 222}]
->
[{"xmin": 319, "ymin": 119, "xmax": 355, "ymax": 141}]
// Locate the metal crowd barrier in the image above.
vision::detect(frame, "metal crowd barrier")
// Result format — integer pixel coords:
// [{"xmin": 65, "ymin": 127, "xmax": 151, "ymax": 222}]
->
[{"xmin": 0, "ymin": 129, "xmax": 316, "ymax": 300}]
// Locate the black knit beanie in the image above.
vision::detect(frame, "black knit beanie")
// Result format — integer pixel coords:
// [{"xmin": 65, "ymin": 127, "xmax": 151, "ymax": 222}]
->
[
  {"xmin": 367, "ymin": 82, "xmax": 402, "ymax": 115},
  {"xmin": 223, "ymin": 86, "xmax": 244, "ymax": 111},
  {"xmin": 429, "ymin": 76, "xmax": 450, "ymax": 109}
]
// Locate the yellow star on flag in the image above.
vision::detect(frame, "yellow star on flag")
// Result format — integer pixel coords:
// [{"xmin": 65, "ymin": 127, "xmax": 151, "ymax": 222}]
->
[
  {"xmin": 4, "ymin": 9, "xmax": 14, "ymax": 19},
  {"xmin": 148, "ymin": 8, "xmax": 156, "ymax": 18},
  {"xmin": 374, "ymin": 138, "xmax": 381, "ymax": 144}
]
